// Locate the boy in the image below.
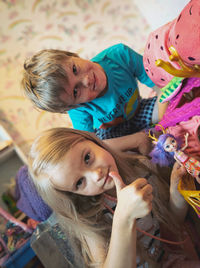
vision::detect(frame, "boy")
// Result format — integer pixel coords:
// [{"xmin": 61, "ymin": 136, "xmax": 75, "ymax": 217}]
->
[{"xmin": 22, "ymin": 43, "xmax": 162, "ymax": 154}]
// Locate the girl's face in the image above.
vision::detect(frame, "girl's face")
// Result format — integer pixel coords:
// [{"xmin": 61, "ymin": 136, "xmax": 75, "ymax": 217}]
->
[
  {"xmin": 49, "ymin": 140, "xmax": 118, "ymax": 196},
  {"xmin": 163, "ymin": 137, "xmax": 177, "ymax": 152}
]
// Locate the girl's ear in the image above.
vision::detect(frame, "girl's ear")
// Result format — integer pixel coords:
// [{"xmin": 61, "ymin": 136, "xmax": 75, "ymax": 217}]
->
[{"xmin": 152, "ymin": 141, "xmax": 157, "ymax": 145}]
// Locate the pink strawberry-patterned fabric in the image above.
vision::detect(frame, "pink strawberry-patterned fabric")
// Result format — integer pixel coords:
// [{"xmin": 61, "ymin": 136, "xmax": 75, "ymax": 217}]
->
[{"xmin": 143, "ymin": 0, "xmax": 200, "ymax": 88}]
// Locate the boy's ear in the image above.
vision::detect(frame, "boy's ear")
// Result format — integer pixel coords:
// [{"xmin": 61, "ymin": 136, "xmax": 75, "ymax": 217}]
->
[{"xmin": 152, "ymin": 141, "xmax": 157, "ymax": 145}]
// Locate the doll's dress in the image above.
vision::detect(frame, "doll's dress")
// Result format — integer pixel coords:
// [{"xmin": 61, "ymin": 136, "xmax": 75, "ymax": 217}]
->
[{"xmin": 175, "ymin": 150, "xmax": 200, "ymax": 178}]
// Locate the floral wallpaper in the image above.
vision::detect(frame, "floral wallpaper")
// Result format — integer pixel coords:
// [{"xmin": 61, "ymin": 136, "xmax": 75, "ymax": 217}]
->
[{"xmin": 0, "ymin": 0, "xmax": 151, "ymax": 157}]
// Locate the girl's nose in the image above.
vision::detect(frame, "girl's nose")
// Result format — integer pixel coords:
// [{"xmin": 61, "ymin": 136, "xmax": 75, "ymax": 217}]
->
[{"xmin": 90, "ymin": 168, "xmax": 103, "ymax": 182}]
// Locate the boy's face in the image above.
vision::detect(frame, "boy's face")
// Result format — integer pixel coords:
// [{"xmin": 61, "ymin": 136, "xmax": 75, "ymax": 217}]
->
[
  {"xmin": 49, "ymin": 140, "xmax": 118, "ymax": 196},
  {"xmin": 60, "ymin": 57, "xmax": 108, "ymax": 105}
]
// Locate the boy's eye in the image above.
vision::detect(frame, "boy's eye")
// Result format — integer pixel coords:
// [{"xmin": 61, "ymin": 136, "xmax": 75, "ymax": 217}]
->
[
  {"xmin": 84, "ymin": 153, "xmax": 90, "ymax": 164},
  {"xmin": 74, "ymin": 88, "xmax": 78, "ymax": 98},
  {"xmin": 73, "ymin": 64, "xmax": 77, "ymax": 74},
  {"xmin": 76, "ymin": 177, "xmax": 84, "ymax": 189},
  {"xmin": 165, "ymin": 145, "xmax": 169, "ymax": 149},
  {"xmin": 171, "ymin": 139, "xmax": 175, "ymax": 143}
]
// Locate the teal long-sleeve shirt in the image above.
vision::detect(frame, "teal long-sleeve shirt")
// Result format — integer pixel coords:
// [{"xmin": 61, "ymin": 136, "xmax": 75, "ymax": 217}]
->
[{"xmin": 68, "ymin": 43, "xmax": 155, "ymax": 132}]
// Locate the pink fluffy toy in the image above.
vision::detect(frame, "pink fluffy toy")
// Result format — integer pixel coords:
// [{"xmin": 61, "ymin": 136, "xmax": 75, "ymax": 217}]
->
[{"xmin": 143, "ymin": 0, "xmax": 200, "ymax": 88}]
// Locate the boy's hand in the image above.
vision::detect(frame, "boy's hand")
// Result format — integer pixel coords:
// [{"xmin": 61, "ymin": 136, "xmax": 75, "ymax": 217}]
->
[
  {"xmin": 136, "ymin": 132, "xmax": 152, "ymax": 155},
  {"xmin": 103, "ymin": 131, "xmax": 152, "ymax": 156}
]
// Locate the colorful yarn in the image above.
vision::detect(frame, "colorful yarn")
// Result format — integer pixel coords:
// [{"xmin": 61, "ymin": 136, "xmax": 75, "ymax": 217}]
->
[
  {"xmin": 159, "ymin": 77, "xmax": 184, "ymax": 103},
  {"xmin": 157, "ymin": 77, "xmax": 200, "ymax": 129}
]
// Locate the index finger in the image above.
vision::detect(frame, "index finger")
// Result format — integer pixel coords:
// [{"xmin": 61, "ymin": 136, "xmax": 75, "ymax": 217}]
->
[{"xmin": 109, "ymin": 171, "xmax": 126, "ymax": 196}]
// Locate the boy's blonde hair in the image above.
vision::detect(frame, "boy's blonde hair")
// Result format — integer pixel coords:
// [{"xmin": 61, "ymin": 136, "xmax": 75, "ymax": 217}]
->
[
  {"xmin": 22, "ymin": 49, "xmax": 79, "ymax": 113},
  {"xmin": 28, "ymin": 127, "xmax": 179, "ymax": 267}
]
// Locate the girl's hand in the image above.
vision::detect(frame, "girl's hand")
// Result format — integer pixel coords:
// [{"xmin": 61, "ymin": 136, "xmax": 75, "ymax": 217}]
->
[
  {"xmin": 170, "ymin": 162, "xmax": 187, "ymax": 195},
  {"xmin": 135, "ymin": 131, "xmax": 152, "ymax": 155},
  {"xmin": 110, "ymin": 172, "xmax": 153, "ymax": 223},
  {"xmin": 169, "ymin": 162, "xmax": 188, "ymax": 222}
]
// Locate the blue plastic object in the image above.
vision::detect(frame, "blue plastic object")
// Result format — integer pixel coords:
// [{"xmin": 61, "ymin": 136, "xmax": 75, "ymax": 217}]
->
[{"xmin": 2, "ymin": 239, "xmax": 35, "ymax": 268}]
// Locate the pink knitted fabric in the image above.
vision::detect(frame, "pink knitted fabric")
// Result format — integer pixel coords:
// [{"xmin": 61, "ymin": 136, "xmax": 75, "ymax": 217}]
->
[
  {"xmin": 144, "ymin": 0, "xmax": 200, "ymax": 88},
  {"xmin": 156, "ymin": 77, "xmax": 200, "ymax": 129}
]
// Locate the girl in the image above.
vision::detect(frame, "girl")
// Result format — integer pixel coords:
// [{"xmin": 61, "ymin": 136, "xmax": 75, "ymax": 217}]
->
[{"xmin": 28, "ymin": 127, "xmax": 199, "ymax": 267}]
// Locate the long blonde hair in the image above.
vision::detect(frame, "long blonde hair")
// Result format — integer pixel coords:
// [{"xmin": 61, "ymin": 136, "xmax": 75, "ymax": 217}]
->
[{"xmin": 29, "ymin": 127, "xmax": 178, "ymax": 267}]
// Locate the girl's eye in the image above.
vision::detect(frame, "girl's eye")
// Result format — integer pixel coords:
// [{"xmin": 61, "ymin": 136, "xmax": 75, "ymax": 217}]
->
[
  {"xmin": 84, "ymin": 153, "xmax": 90, "ymax": 164},
  {"xmin": 74, "ymin": 88, "xmax": 78, "ymax": 98},
  {"xmin": 73, "ymin": 64, "xmax": 77, "ymax": 74},
  {"xmin": 76, "ymin": 177, "xmax": 84, "ymax": 189},
  {"xmin": 172, "ymin": 139, "xmax": 175, "ymax": 143},
  {"xmin": 165, "ymin": 145, "xmax": 169, "ymax": 149}
]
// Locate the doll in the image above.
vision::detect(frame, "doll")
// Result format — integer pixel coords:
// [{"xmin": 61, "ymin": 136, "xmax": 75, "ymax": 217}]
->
[{"xmin": 149, "ymin": 130, "xmax": 200, "ymax": 184}]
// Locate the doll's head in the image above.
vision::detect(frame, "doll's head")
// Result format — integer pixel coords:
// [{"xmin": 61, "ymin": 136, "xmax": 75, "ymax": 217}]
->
[
  {"xmin": 150, "ymin": 133, "xmax": 182, "ymax": 167},
  {"xmin": 163, "ymin": 136, "xmax": 178, "ymax": 153}
]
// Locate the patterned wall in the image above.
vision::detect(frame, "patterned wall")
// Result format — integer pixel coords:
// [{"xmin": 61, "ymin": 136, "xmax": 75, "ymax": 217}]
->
[{"xmin": 0, "ymin": 0, "xmax": 151, "ymax": 156}]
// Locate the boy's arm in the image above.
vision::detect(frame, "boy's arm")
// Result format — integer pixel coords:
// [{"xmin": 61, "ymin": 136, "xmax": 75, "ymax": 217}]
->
[
  {"xmin": 120, "ymin": 44, "xmax": 155, "ymax": 88},
  {"xmin": 103, "ymin": 131, "xmax": 152, "ymax": 155},
  {"xmin": 152, "ymin": 85, "xmax": 161, "ymax": 95}
]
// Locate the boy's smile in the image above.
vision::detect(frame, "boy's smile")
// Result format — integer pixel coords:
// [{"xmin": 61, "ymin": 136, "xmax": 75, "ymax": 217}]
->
[
  {"xmin": 49, "ymin": 140, "xmax": 118, "ymax": 196},
  {"xmin": 60, "ymin": 57, "xmax": 108, "ymax": 105}
]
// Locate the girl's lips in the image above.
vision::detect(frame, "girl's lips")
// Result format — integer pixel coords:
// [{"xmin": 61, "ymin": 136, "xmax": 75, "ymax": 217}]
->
[{"xmin": 103, "ymin": 168, "xmax": 110, "ymax": 187}]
